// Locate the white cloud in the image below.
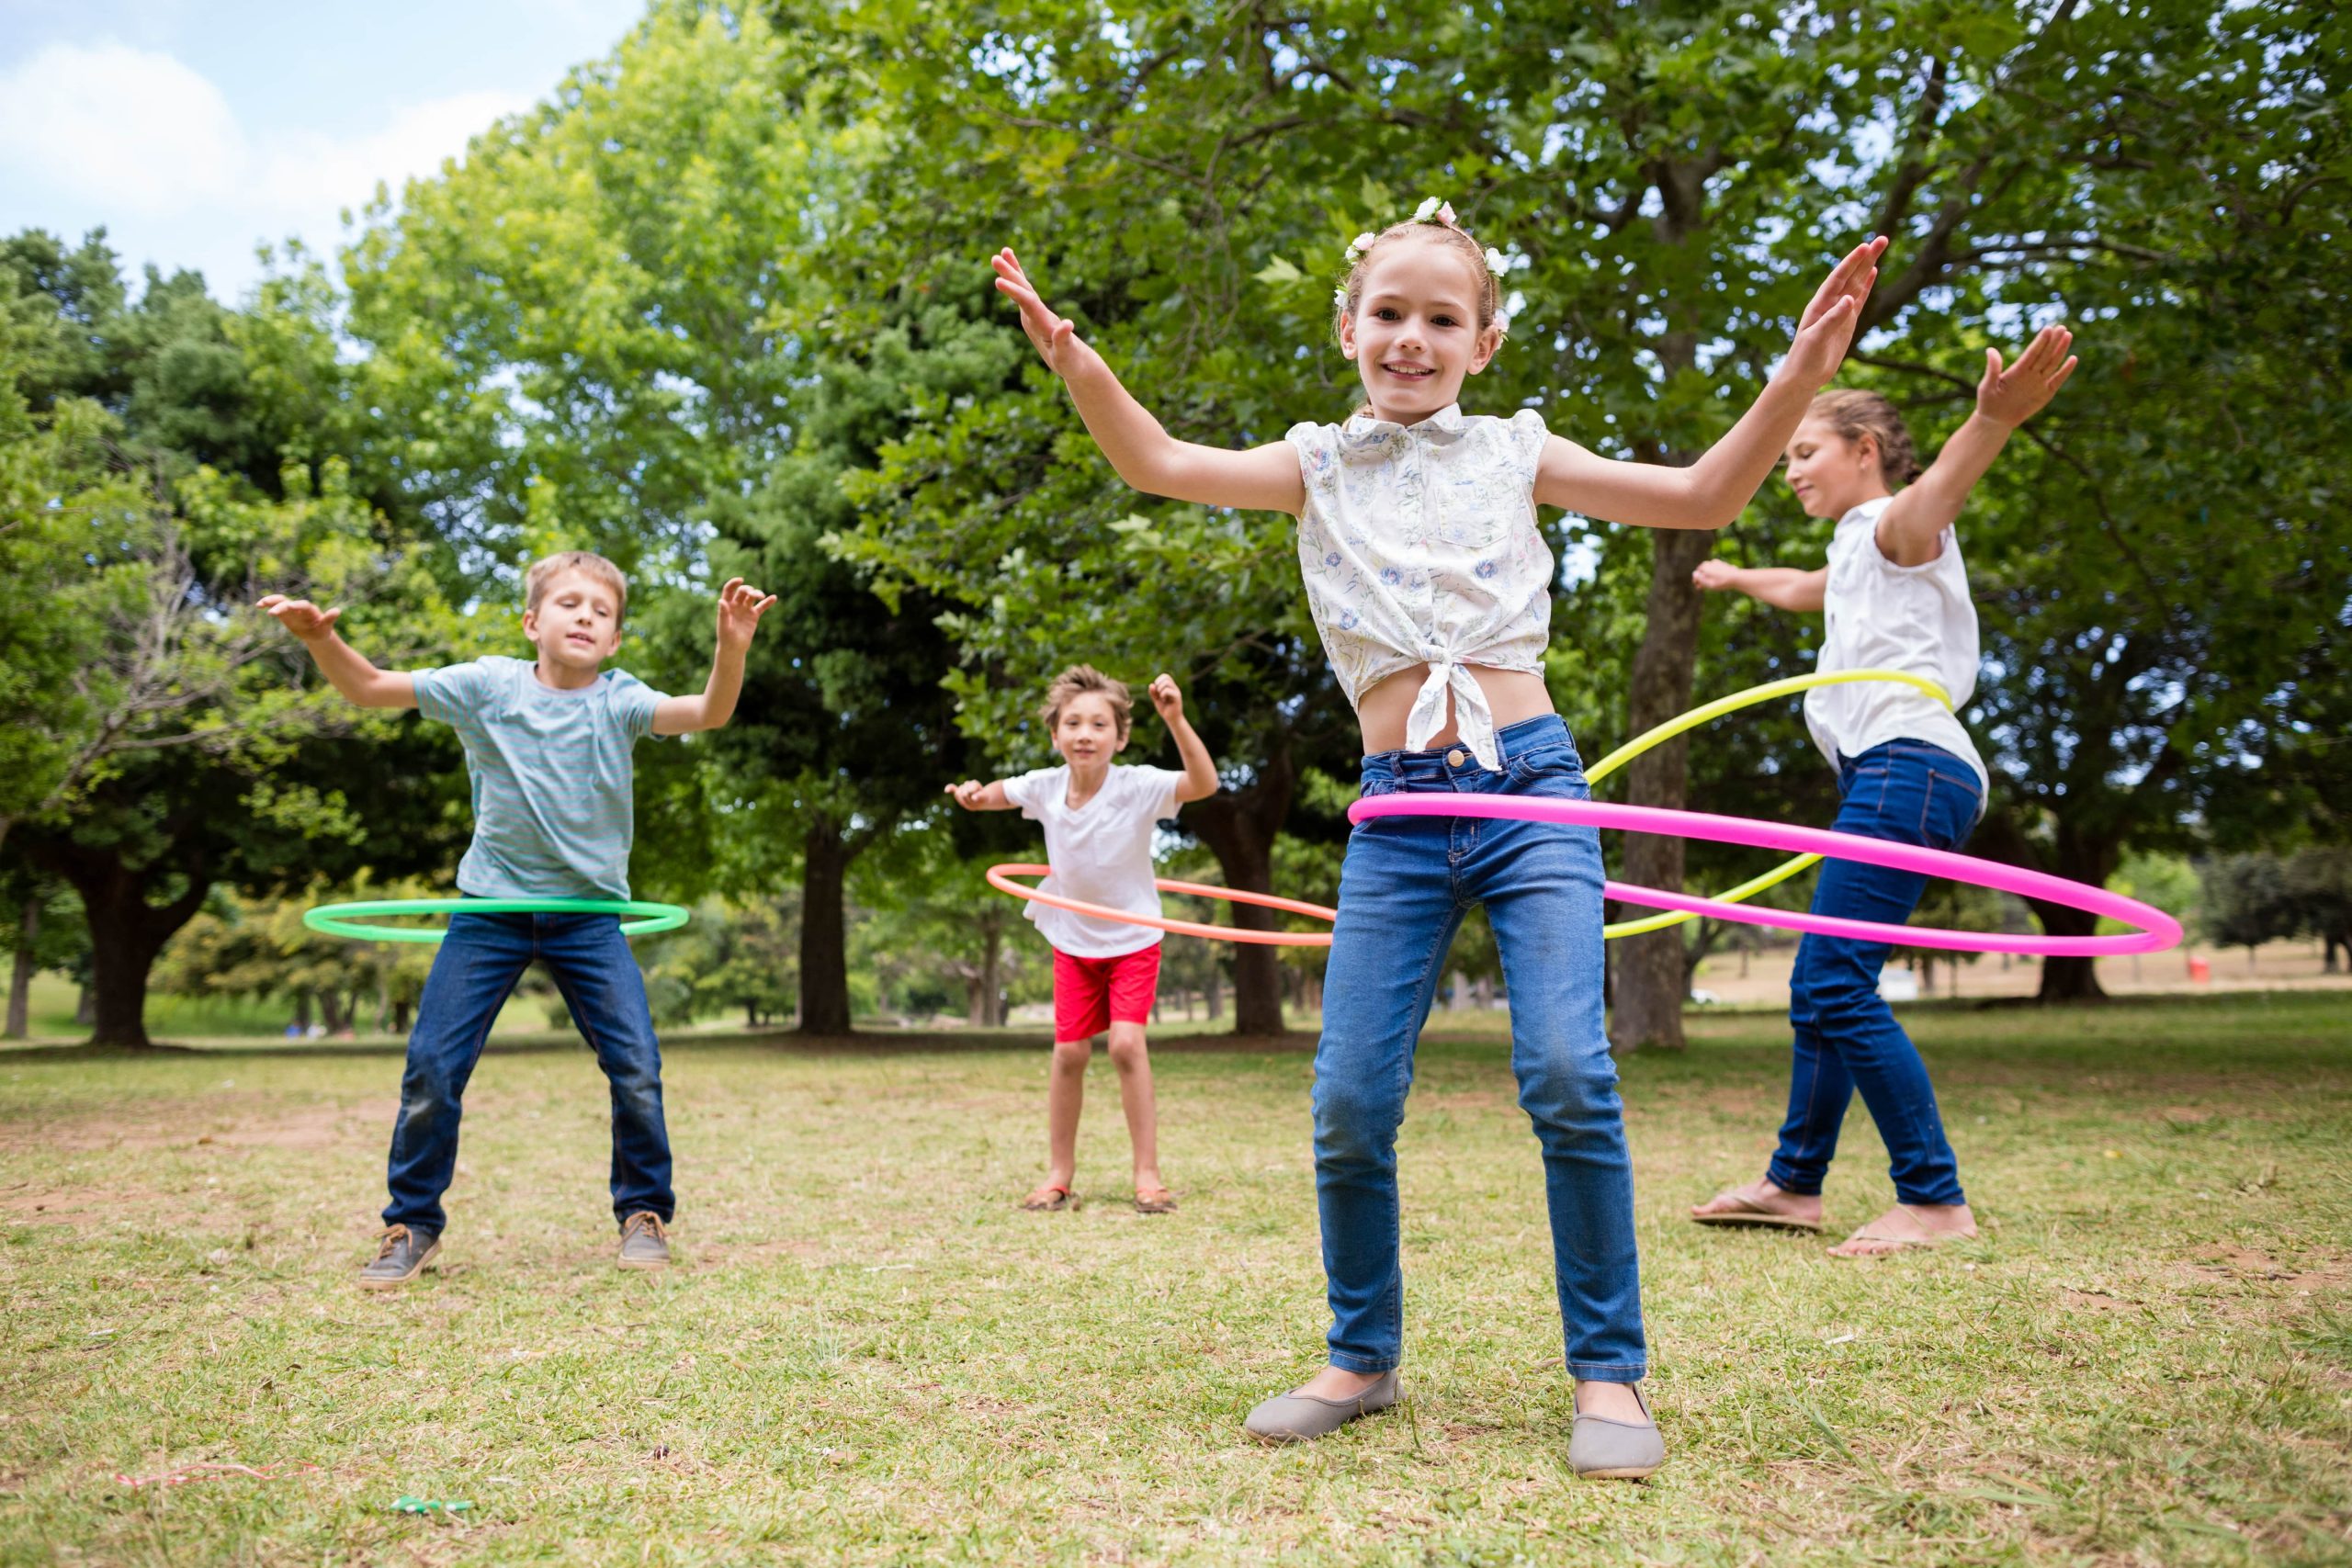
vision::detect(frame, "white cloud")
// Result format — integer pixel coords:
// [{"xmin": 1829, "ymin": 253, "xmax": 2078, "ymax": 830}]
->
[
  {"xmin": 254, "ymin": 90, "xmax": 526, "ymax": 222},
  {"xmin": 0, "ymin": 41, "xmax": 526, "ymax": 297},
  {"xmin": 0, "ymin": 40, "xmax": 243, "ymax": 214}
]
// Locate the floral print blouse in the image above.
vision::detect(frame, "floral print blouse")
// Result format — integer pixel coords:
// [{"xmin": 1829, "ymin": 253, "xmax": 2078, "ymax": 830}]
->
[{"xmin": 1285, "ymin": 402, "xmax": 1554, "ymax": 770}]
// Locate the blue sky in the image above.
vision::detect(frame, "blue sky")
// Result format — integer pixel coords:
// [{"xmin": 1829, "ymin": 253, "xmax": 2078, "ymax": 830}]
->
[{"xmin": 0, "ymin": 0, "xmax": 646, "ymax": 301}]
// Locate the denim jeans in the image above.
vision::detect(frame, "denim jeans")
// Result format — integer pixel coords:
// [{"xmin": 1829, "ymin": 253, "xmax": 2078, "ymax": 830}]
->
[
  {"xmin": 1315, "ymin": 714, "xmax": 1644, "ymax": 1382},
  {"xmin": 1767, "ymin": 740, "xmax": 1983, "ymax": 1207},
  {"xmin": 383, "ymin": 910, "xmax": 674, "ymax": 1232}
]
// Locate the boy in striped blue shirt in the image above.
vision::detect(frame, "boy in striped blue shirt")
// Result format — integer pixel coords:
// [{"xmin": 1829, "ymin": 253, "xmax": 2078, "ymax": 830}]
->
[{"xmin": 260, "ymin": 552, "xmax": 775, "ymax": 1288}]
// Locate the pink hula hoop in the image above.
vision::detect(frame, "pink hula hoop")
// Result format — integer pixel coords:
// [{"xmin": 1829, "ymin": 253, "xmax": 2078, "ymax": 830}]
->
[
  {"xmin": 985, "ymin": 863, "xmax": 1338, "ymax": 946},
  {"xmin": 1346, "ymin": 795, "xmax": 2180, "ymax": 956}
]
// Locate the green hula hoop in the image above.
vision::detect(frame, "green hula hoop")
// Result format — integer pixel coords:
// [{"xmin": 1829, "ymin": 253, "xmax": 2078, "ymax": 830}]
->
[
  {"xmin": 1583, "ymin": 668, "xmax": 1954, "ymax": 941},
  {"xmin": 303, "ymin": 898, "xmax": 692, "ymax": 944}
]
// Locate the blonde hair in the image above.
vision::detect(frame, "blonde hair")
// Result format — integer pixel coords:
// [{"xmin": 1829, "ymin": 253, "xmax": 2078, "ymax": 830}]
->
[
  {"xmin": 1331, "ymin": 219, "xmax": 1504, "ymax": 348},
  {"xmin": 1806, "ymin": 390, "xmax": 1922, "ymax": 486},
  {"xmin": 1039, "ymin": 664, "xmax": 1132, "ymax": 744},
  {"xmin": 525, "ymin": 551, "xmax": 629, "ymax": 624}
]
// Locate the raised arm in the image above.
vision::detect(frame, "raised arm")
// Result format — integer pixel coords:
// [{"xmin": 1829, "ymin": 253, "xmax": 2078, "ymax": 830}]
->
[
  {"xmin": 1876, "ymin": 325, "xmax": 2077, "ymax": 567},
  {"xmin": 256, "ymin": 595, "xmax": 417, "ymax": 709},
  {"xmin": 1148, "ymin": 674, "xmax": 1220, "ymax": 805},
  {"xmin": 653, "ymin": 578, "xmax": 776, "ymax": 736},
  {"xmin": 993, "ymin": 250, "xmax": 1304, "ymax": 515},
  {"xmin": 1533, "ymin": 237, "xmax": 1887, "ymax": 529},
  {"xmin": 1690, "ymin": 559, "xmax": 1827, "ymax": 613},
  {"xmin": 944, "ymin": 779, "xmax": 1018, "ymax": 812}
]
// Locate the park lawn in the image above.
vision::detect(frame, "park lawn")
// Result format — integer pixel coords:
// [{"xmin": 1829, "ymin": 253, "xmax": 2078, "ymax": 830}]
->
[{"xmin": 1, "ymin": 994, "xmax": 2347, "ymax": 1565}]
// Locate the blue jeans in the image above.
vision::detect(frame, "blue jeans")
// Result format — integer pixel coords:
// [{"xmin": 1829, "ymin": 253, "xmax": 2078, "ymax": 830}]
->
[
  {"xmin": 1767, "ymin": 740, "xmax": 1982, "ymax": 1207},
  {"xmin": 1315, "ymin": 715, "xmax": 1644, "ymax": 1382},
  {"xmin": 383, "ymin": 910, "xmax": 674, "ymax": 1232}
]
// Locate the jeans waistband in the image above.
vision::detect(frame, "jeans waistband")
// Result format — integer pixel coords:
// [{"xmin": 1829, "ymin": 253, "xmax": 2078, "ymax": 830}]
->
[{"xmin": 1361, "ymin": 713, "xmax": 1575, "ymax": 789}]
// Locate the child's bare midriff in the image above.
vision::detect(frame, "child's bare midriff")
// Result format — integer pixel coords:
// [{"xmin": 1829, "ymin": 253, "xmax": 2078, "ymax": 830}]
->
[{"xmin": 1356, "ymin": 664, "xmax": 1555, "ymax": 755}]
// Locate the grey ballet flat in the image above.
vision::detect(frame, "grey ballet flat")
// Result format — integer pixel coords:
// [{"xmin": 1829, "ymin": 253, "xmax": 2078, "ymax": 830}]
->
[
  {"xmin": 1569, "ymin": 1382, "xmax": 1665, "ymax": 1481},
  {"xmin": 1242, "ymin": 1369, "xmax": 1401, "ymax": 1444}
]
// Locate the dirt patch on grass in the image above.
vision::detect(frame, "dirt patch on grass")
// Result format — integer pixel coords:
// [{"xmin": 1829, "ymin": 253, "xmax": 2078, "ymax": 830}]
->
[
  {"xmin": 0, "ymin": 1097, "xmax": 398, "ymax": 1156},
  {"xmin": 2195, "ymin": 1246, "xmax": 2352, "ymax": 1293},
  {"xmin": 0, "ymin": 1181, "xmax": 191, "ymax": 1228}
]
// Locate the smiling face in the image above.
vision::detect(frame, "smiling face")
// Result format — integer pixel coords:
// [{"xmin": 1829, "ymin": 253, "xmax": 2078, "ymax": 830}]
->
[
  {"xmin": 1052, "ymin": 692, "xmax": 1125, "ymax": 770},
  {"xmin": 1338, "ymin": 231, "xmax": 1500, "ymax": 424},
  {"xmin": 1782, "ymin": 417, "xmax": 1888, "ymax": 522},
  {"xmin": 523, "ymin": 568, "xmax": 624, "ymax": 673}
]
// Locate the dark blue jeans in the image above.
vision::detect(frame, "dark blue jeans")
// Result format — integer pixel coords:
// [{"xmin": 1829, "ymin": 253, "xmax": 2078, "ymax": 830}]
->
[
  {"xmin": 383, "ymin": 910, "xmax": 673, "ymax": 1233},
  {"xmin": 1767, "ymin": 740, "xmax": 1982, "ymax": 1207},
  {"xmin": 1316, "ymin": 715, "xmax": 1644, "ymax": 1382}
]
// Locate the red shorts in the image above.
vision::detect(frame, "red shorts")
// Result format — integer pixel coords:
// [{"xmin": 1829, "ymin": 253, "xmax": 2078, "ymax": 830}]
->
[{"xmin": 1052, "ymin": 943, "xmax": 1162, "ymax": 1043}]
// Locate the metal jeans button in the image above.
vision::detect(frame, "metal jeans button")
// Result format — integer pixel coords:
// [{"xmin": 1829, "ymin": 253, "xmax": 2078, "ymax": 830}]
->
[{"xmin": 1445, "ymin": 749, "xmax": 1468, "ymax": 768}]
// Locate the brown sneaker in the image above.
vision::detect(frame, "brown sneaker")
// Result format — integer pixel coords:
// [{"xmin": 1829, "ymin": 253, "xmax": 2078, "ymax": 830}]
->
[
  {"xmin": 358, "ymin": 1224, "xmax": 440, "ymax": 1290},
  {"xmin": 617, "ymin": 1212, "xmax": 671, "ymax": 1270}
]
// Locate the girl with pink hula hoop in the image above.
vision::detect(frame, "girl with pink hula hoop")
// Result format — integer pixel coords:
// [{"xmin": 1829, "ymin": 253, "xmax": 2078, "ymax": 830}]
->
[
  {"xmin": 1689, "ymin": 332, "xmax": 2078, "ymax": 1258},
  {"xmin": 995, "ymin": 207, "xmax": 1887, "ymax": 1478},
  {"xmin": 947, "ymin": 666, "xmax": 1219, "ymax": 1215}
]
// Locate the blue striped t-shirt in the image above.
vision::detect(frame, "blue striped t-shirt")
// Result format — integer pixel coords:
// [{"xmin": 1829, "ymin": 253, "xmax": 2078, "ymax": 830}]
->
[{"xmin": 412, "ymin": 656, "xmax": 670, "ymax": 901}]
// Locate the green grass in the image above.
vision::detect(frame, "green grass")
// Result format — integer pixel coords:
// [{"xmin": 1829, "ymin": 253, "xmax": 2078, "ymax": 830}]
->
[{"xmin": 2, "ymin": 991, "xmax": 2348, "ymax": 1564}]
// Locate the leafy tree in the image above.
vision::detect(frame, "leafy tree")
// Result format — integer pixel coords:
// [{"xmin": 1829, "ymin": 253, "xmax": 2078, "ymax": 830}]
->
[
  {"xmin": 2, "ymin": 232, "xmax": 468, "ymax": 1045},
  {"xmin": 341, "ymin": 3, "xmax": 982, "ymax": 1034}
]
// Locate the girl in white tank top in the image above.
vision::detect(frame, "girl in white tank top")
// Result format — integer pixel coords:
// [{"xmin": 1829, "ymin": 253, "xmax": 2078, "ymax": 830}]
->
[
  {"xmin": 1688, "ymin": 333, "xmax": 2080, "ymax": 1258},
  {"xmin": 990, "ymin": 204, "xmax": 1892, "ymax": 1476}
]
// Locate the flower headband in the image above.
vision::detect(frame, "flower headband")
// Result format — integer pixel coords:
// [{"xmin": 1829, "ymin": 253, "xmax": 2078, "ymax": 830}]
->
[{"xmin": 1336, "ymin": 197, "xmax": 1512, "ymax": 335}]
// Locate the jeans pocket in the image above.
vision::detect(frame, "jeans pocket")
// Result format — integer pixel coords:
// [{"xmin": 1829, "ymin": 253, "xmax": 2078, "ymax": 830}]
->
[
  {"xmin": 1507, "ymin": 751, "xmax": 1591, "ymax": 799},
  {"xmin": 1920, "ymin": 766, "xmax": 1983, "ymax": 849}
]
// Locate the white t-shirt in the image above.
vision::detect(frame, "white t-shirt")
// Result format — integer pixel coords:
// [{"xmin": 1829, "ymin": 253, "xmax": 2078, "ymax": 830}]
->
[
  {"xmin": 1001, "ymin": 763, "xmax": 1186, "ymax": 958},
  {"xmin": 1804, "ymin": 496, "xmax": 1990, "ymax": 794}
]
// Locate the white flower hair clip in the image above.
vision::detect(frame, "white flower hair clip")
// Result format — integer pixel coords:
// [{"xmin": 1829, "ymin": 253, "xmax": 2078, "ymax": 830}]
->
[
  {"xmin": 1413, "ymin": 197, "xmax": 1459, "ymax": 227},
  {"xmin": 1484, "ymin": 246, "xmax": 1509, "ymax": 276},
  {"xmin": 1334, "ymin": 284, "xmax": 1351, "ymax": 309},
  {"xmin": 1343, "ymin": 231, "xmax": 1378, "ymax": 265},
  {"xmin": 1492, "ymin": 307, "xmax": 1513, "ymax": 339}
]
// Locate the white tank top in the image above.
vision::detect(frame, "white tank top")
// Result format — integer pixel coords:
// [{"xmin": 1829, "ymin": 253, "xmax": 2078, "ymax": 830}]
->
[
  {"xmin": 1804, "ymin": 496, "xmax": 1989, "ymax": 794},
  {"xmin": 1285, "ymin": 404, "xmax": 1553, "ymax": 770}
]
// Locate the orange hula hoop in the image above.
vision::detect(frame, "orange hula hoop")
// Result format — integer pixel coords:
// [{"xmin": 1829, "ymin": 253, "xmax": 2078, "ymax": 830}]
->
[{"xmin": 984, "ymin": 863, "xmax": 1337, "ymax": 947}]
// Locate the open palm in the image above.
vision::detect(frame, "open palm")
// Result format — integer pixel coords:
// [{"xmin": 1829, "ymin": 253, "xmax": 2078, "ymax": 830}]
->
[
  {"xmin": 1976, "ymin": 325, "xmax": 2079, "ymax": 428},
  {"xmin": 1781, "ymin": 236, "xmax": 1888, "ymax": 389},
  {"xmin": 991, "ymin": 249, "xmax": 1102, "ymax": 379}
]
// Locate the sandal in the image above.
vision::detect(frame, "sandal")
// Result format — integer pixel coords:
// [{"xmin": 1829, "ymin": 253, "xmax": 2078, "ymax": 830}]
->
[
  {"xmin": 1133, "ymin": 1186, "xmax": 1177, "ymax": 1214},
  {"xmin": 1021, "ymin": 1183, "xmax": 1076, "ymax": 1212},
  {"xmin": 1690, "ymin": 1190, "xmax": 1824, "ymax": 1232}
]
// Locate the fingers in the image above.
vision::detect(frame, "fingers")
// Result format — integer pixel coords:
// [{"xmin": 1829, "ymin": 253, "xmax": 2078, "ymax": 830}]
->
[{"xmin": 2048, "ymin": 354, "xmax": 2080, "ymax": 393}]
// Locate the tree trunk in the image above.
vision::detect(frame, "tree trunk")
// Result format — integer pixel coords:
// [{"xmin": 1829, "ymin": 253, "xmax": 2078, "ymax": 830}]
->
[
  {"xmin": 796, "ymin": 818, "xmax": 854, "ymax": 1035},
  {"xmin": 1610, "ymin": 527, "xmax": 1714, "ymax": 1051},
  {"xmin": 1973, "ymin": 811, "xmax": 2114, "ymax": 1000},
  {"xmin": 1182, "ymin": 742, "xmax": 1295, "ymax": 1036},
  {"xmin": 74, "ymin": 984, "xmax": 94, "ymax": 1027},
  {"xmin": 294, "ymin": 991, "xmax": 313, "ymax": 1032},
  {"xmin": 58, "ymin": 864, "xmax": 209, "ymax": 1048},
  {"xmin": 979, "ymin": 918, "xmax": 1003, "ymax": 1028},
  {"xmin": 1204, "ymin": 964, "xmax": 1223, "ymax": 1021},
  {"xmin": 5, "ymin": 897, "xmax": 35, "ymax": 1039}
]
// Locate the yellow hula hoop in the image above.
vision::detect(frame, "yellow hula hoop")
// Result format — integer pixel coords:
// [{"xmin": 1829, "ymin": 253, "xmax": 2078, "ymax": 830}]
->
[{"xmin": 1582, "ymin": 669, "xmax": 1955, "ymax": 940}]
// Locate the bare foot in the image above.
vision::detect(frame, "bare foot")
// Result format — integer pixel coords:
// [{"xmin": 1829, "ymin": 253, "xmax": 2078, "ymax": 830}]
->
[
  {"xmin": 1292, "ymin": 1364, "xmax": 1389, "ymax": 1401},
  {"xmin": 1827, "ymin": 1201, "xmax": 1976, "ymax": 1258},
  {"xmin": 1574, "ymin": 1381, "xmax": 1649, "ymax": 1424},
  {"xmin": 1689, "ymin": 1178, "xmax": 1824, "ymax": 1229}
]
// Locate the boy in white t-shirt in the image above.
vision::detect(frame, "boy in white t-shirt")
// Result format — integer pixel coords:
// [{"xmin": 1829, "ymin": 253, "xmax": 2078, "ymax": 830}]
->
[{"xmin": 946, "ymin": 665, "xmax": 1219, "ymax": 1213}]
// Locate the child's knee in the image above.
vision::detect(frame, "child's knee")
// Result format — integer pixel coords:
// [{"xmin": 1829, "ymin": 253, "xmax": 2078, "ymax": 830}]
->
[
  {"xmin": 1106, "ymin": 1022, "xmax": 1148, "ymax": 1066},
  {"xmin": 1051, "ymin": 1035, "xmax": 1095, "ymax": 1070}
]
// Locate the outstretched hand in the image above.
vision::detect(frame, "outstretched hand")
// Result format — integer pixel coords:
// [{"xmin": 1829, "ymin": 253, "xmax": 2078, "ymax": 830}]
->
[
  {"xmin": 944, "ymin": 780, "xmax": 989, "ymax": 811},
  {"xmin": 1148, "ymin": 673, "xmax": 1183, "ymax": 722},
  {"xmin": 714, "ymin": 577, "xmax": 777, "ymax": 653},
  {"xmin": 1975, "ymin": 325, "xmax": 2078, "ymax": 429},
  {"xmin": 992, "ymin": 249, "xmax": 1101, "ymax": 379},
  {"xmin": 255, "ymin": 593, "xmax": 342, "ymax": 641},
  {"xmin": 1781, "ymin": 236, "xmax": 1888, "ymax": 390},
  {"xmin": 1690, "ymin": 560, "xmax": 1741, "ymax": 592}
]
